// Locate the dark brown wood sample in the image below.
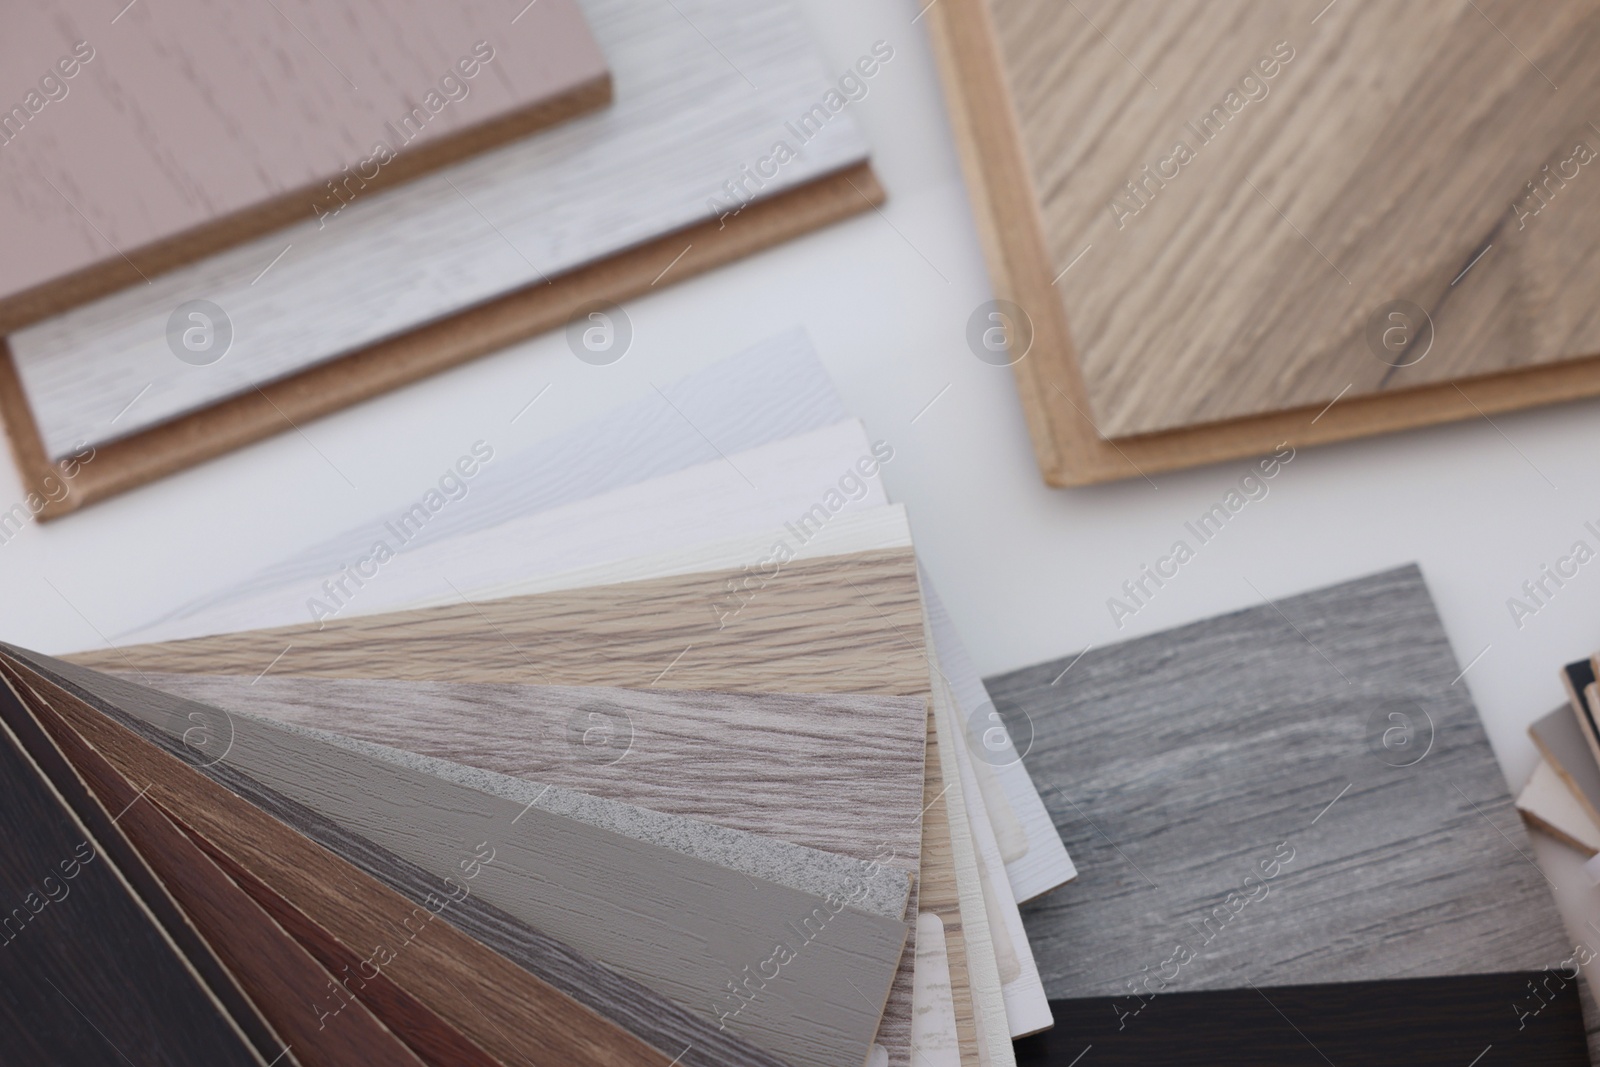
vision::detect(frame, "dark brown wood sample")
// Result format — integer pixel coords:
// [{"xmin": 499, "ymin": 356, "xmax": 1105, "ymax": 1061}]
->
[
  {"xmin": 0, "ymin": 665, "xmax": 433, "ymax": 1067},
  {"xmin": 0, "ymin": 650, "xmax": 683, "ymax": 1067},
  {"xmin": 1015, "ymin": 972, "xmax": 1587, "ymax": 1066},
  {"xmin": 0, "ymin": 677, "xmax": 269, "ymax": 1066}
]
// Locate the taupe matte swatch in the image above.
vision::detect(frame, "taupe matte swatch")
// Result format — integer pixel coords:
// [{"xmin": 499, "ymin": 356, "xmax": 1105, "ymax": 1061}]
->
[
  {"xmin": 1531, "ymin": 704, "xmax": 1600, "ymax": 828},
  {"xmin": 52, "ymin": 660, "xmax": 908, "ymax": 1067}
]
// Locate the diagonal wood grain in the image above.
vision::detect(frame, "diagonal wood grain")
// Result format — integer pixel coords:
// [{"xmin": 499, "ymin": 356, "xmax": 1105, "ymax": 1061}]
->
[
  {"xmin": 72, "ymin": 547, "xmax": 982, "ymax": 1067},
  {"xmin": 0, "ymin": 676, "xmax": 270, "ymax": 1066},
  {"xmin": 0, "ymin": 667, "xmax": 434, "ymax": 1067},
  {"xmin": 983, "ymin": 566, "xmax": 1575, "ymax": 1000},
  {"xmin": 134, "ymin": 674, "xmax": 926, "ymax": 876},
  {"xmin": 36, "ymin": 658, "xmax": 908, "ymax": 1067},
  {"xmin": 0, "ymin": 649, "xmax": 697, "ymax": 1067}
]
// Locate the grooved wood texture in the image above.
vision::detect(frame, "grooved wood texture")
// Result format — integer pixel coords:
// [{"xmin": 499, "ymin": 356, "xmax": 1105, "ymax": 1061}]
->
[
  {"xmin": 52, "ymin": 664, "xmax": 909, "ymax": 1067},
  {"xmin": 0, "ymin": 0, "xmax": 609, "ymax": 330},
  {"xmin": 983, "ymin": 567, "xmax": 1576, "ymax": 1004},
  {"xmin": 1015, "ymin": 973, "xmax": 1588, "ymax": 1066},
  {"xmin": 136, "ymin": 674, "xmax": 925, "ymax": 876},
  {"xmin": 0, "ymin": 677, "xmax": 269, "ymax": 1066},
  {"xmin": 0, "ymin": 668, "xmax": 430, "ymax": 1067},
  {"xmin": 72, "ymin": 547, "xmax": 981, "ymax": 1067},
  {"xmin": 925, "ymin": 0, "xmax": 1600, "ymax": 484},
  {"xmin": 0, "ymin": 649, "xmax": 688, "ymax": 1067}
]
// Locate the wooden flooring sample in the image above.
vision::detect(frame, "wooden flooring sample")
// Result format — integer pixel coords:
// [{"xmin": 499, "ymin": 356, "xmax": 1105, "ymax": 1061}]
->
[
  {"xmin": 1518, "ymin": 759, "xmax": 1600, "ymax": 855},
  {"xmin": 2, "ymin": 0, "xmax": 608, "ymax": 330},
  {"xmin": 1530, "ymin": 703, "xmax": 1600, "ymax": 829},
  {"xmin": 982, "ymin": 566, "xmax": 1587, "ymax": 1056},
  {"xmin": 135, "ymin": 674, "xmax": 925, "ymax": 877},
  {"xmin": 49, "ymin": 663, "xmax": 908, "ymax": 1067},
  {"xmin": 11, "ymin": 0, "xmax": 871, "ymax": 460},
  {"xmin": 0, "ymin": 678, "xmax": 270, "ymax": 1066},
  {"xmin": 0, "ymin": 667, "xmax": 437, "ymax": 1067},
  {"xmin": 927, "ymin": 0, "xmax": 1600, "ymax": 483},
  {"xmin": 1, "ymin": 648, "xmax": 701, "ymax": 1067},
  {"xmin": 74, "ymin": 547, "xmax": 982, "ymax": 1067},
  {"xmin": 9, "ymin": 649, "xmax": 788, "ymax": 1067}
]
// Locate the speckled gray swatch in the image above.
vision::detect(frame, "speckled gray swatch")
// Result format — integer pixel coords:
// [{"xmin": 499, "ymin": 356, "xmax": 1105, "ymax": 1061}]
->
[{"xmin": 984, "ymin": 566, "xmax": 1579, "ymax": 1006}]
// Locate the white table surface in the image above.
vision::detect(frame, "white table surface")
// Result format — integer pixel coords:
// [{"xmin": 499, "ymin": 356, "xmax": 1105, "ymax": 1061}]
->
[{"xmin": 6, "ymin": 0, "xmax": 1600, "ymax": 972}]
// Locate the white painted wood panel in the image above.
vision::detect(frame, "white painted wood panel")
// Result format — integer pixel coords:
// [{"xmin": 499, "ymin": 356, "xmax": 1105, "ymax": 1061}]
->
[{"xmin": 12, "ymin": 0, "xmax": 870, "ymax": 458}]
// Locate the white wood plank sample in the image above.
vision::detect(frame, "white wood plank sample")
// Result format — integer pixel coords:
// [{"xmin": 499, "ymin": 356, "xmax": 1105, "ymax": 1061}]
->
[
  {"xmin": 129, "ymin": 673, "xmax": 927, "ymax": 883},
  {"xmin": 1518, "ymin": 759, "xmax": 1600, "ymax": 856},
  {"xmin": 49, "ymin": 661, "xmax": 909, "ymax": 1067},
  {"xmin": 123, "ymin": 329, "xmax": 847, "ymax": 640},
  {"xmin": 12, "ymin": 0, "xmax": 871, "ymax": 458}
]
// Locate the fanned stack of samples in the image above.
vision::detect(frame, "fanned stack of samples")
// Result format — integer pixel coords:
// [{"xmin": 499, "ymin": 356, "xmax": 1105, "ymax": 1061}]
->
[
  {"xmin": 985, "ymin": 567, "xmax": 1593, "ymax": 1065},
  {"xmin": 1, "ymin": 0, "xmax": 885, "ymax": 516},
  {"xmin": 1515, "ymin": 657, "xmax": 1600, "ymax": 864},
  {"xmin": 6, "ymin": 332, "xmax": 1075, "ymax": 1066}
]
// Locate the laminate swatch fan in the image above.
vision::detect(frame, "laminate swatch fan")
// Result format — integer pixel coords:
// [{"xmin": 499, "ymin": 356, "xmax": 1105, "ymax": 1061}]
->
[{"xmin": 926, "ymin": 0, "xmax": 1600, "ymax": 484}]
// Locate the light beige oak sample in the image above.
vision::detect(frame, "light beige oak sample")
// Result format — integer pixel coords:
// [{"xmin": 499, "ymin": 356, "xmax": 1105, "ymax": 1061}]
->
[
  {"xmin": 926, "ymin": 0, "xmax": 1600, "ymax": 483},
  {"xmin": 0, "ymin": 0, "xmax": 608, "ymax": 330},
  {"xmin": 74, "ymin": 548, "xmax": 983, "ymax": 1067}
]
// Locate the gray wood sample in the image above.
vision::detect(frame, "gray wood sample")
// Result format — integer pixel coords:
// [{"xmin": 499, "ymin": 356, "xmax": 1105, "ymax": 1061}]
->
[
  {"xmin": 983, "ymin": 566, "xmax": 1576, "ymax": 1003},
  {"xmin": 1532, "ymin": 704, "xmax": 1600, "ymax": 829},
  {"xmin": 12, "ymin": 0, "xmax": 872, "ymax": 459},
  {"xmin": 134, "ymin": 673, "xmax": 925, "ymax": 876},
  {"xmin": 46, "ymin": 658, "xmax": 909, "ymax": 1067},
  {"xmin": 6, "ymin": 647, "xmax": 790, "ymax": 1067}
]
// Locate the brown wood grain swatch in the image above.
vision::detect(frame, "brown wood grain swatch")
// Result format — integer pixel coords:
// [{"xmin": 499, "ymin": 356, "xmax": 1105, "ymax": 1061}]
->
[
  {"xmin": 1, "ymin": 0, "xmax": 609, "ymax": 330},
  {"xmin": 4, "ymin": 647, "xmax": 802, "ymax": 1067},
  {"xmin": 61, "ymin": 662, "xmax": 910, "ymax": 1067},
  {"xmin": 0, "ymin": 664, "xmax": 433, "ymax": 1067},
  {"xmin": 0, "ymin": 648, "xmax": 690, "ymax": 1067},
  {"xmin": 73, "ymin": 546, "xmax": 979, "ymax": 1067},
  {"xmin": 0, "ymin": 662, "xmax": 438, "ymax": 1062},
  {"xmin": 925, "ymin": 0, "xmax": 1600, "ymax": 484},
  {"xmin": 0, "ymin": 674, "xmax": 272, "ymax": 1066}
]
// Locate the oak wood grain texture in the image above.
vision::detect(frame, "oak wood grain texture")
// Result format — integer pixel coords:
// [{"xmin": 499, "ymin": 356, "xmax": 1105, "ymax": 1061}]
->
[
  {"xmin": 0, "ymin": 667, "xmax": 432, "ymax": 1067},
  {"xmin": 129, "ymin": 328, "xmax": 846, "ymax": 636},
  {"xmin": 1015, "ymin": 973, "xmax": 1589, "ymax": 1066},
  {"xmin": 4, "ymin": 162, "xmax": 880, "ymax": 515},
  {"xmin": 0, "ymin": 650, "xmax": 691, "ymax": 1067},
  {"xmin": 134, "ymin": 674, "xmax": 925, "ymax": 881},
  {"xmin": 56, "ymin": 667, "xmax": 908, "ymax": 1067},
  {"xmin": 0, "ymin": 678, "xmax": 271, "ymax": 1066},
  {"xmin": 11, "ymin": 0, "xmax": 872, "ymax": 461},
  {"xmin": 1531, "ymin": 703, "xmax": 1600, "ymax": 829},
  {"xmin": 1519, "ymin": 760, "xmax": 1600, "ymax": 855},
  {"xmin": 924, "ymin": 0, "xmax": 1600, "ymax": 485},
  {"xmin": 74, "ymin": 547, "xmax": 983, "ymax": 1067},
  {"xmin": 0, "ymin": 0, "xmax": 609, "ymax": 329},
  {"xmin": 983, "ymin": 566, "xmax": 1575, "ymax": 999},
  {"xmin": 7, "ymin": 642, "xmax": 792, "ymax": 1067}
]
